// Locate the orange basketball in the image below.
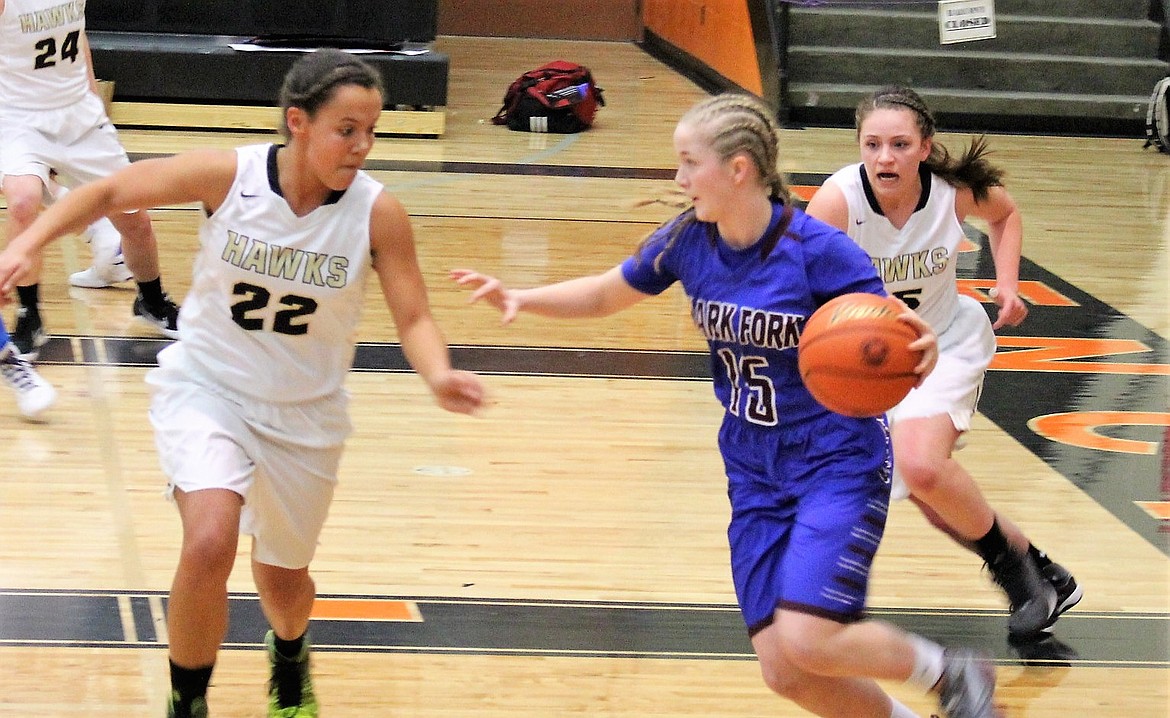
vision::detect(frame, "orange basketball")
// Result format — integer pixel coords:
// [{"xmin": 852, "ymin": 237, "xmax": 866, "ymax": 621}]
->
[{"xmin": 798, "ymin": 293, "xmax": 923, "ymax": 418}]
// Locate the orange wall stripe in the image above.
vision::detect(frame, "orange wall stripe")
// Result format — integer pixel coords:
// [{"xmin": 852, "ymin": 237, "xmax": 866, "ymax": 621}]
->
[
  {"xmin": 1028, "ymin": 411, "xmax": 1170, "ymax": 455},
  {"xmin": 791, "ymin": 185, "xmax": 816, "ymax": 201},
  {"xmin": 991, "ymin": 336, "xmax": 1170, "ymax": 375},
  {"xmin": 642, "ymin": 0, "xmax": 763, "ymax": 94},
  {"xmin": 311, "ymin": 598, "xmax": 421, "ymax": 622}
]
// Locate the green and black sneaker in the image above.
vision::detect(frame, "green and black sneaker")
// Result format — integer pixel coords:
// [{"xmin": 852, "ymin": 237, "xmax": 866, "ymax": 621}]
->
[
  {"xmin": 266, "ymin": 630, "xmax": 319, "ymax": 718},
  {"xmin": 166, "ymin": 690, "xmax": 209, "ymax": 718}
]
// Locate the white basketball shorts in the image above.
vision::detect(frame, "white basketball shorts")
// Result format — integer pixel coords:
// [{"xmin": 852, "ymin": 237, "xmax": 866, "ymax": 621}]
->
[
  {"xmin": 146, "ymin": 346, "xmax": 352, "ymax": 569},
  {"xmin": 887, "ymin": 295, "xmax": 996, "ymax": 499},
  {"xmin": 0, "ymin": 93, "xmax": 129, "ymax": 193}
]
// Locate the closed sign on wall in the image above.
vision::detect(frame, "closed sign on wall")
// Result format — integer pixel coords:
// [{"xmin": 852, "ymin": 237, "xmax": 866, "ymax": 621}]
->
[{"xmin": 938, "ymin": 0, "xmax": 996, "ymax": 44}]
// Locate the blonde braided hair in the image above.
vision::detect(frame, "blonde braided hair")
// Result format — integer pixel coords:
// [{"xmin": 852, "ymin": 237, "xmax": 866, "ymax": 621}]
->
[
  {"xmin": 680, "ymin": 93, "xmax": 793, "ymax": 205},
  {"xmin": 639, "ymin": 93, "xmax": 796, "ymax": 270}
]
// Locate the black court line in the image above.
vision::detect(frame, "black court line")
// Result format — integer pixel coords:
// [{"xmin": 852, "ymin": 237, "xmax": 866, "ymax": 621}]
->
[
  {"xmin": 127, "ymin": 153, "xmax": 827, "ymax": 186},
  {"xmin": 0, "ymin": 589, "xmax": 1164, "ymax": 668}
]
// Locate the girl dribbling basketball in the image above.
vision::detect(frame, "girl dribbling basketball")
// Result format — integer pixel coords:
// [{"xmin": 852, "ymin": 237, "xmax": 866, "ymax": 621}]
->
[{"xmin": 453, "ymin": 92, "xmax": 1000, "ymax": 718}]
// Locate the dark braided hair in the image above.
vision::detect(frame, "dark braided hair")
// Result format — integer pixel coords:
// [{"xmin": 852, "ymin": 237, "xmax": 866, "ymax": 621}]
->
[
  {"xmin": 856, "ymin": 86, "xmax": 1004, "ymax": 201},
  {"xmin": 640, "ymin": 93, "xmax": 795, "ymax": 271},
  {"xmin": 277, "ymin": 48, "xmax": 385, "ymax": 141}
]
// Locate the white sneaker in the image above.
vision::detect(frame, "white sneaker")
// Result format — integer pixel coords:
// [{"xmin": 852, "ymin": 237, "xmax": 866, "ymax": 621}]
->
[
  {"xmin": 0, "ymin": 343, "xmax": 56, "ymax": 419},
  {"xmin": 69, "ymin": 263, "xmax": 133, "ymax": 288},
  {"xmin": 70, "ymin": 219, "xmax": 133, "ymax": 288}
]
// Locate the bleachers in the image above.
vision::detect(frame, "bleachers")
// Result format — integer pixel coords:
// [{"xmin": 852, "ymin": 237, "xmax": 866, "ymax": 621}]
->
[{"xmin": 781, "ymin": 0, "xmax": 1167, "ymax": 134}]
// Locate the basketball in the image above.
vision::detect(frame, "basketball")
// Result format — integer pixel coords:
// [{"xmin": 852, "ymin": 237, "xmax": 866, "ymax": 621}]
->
[{"xmin": 798, "ymin": 293, "xmax": 923, "ymax": 417}]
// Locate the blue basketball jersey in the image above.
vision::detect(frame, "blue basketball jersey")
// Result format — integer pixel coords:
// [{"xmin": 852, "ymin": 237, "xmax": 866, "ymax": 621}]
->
[
  {"xmin": 622, "ymin": 202, "xmax": 886, "ymax": 430},
  {"xmin": 622, "ymin": 201, "xmax": 896, "ymax": 627}
]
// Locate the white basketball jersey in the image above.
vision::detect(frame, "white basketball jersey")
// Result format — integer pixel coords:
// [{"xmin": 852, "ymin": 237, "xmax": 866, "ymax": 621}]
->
[
  {"xmin": 0, "ymin": 0, "xmax": 90, "ymax": 109},
  {"xmin": 175, "ymin": 143, "xmax": 384, "ymax": 403},
  {"xmin": 825, "ymin": 163, "xmax": 964, "ymax": 332}
]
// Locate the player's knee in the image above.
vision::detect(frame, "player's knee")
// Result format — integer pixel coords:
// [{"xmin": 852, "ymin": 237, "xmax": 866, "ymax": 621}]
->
[
  {"xmin": 758, "ymin": 657, "xmax": 806, "ymax": 699},
  {"xmin": 178, "ymin": 530, "xmax": 238, "ymax": 579},
  {"xmin": 896, "ymin": 456, "xmax": 944, "ymax": 494},
  {"xmin": 5, "ymin": 192, "xmax": 42, "ymax": 226},
  {"xmin": 779, "ymin": 631, "xmax": 838, "ymax": 676},
  {"xmin": 110, "ymin": 209, "xmax": 153, "ymax": 240}
]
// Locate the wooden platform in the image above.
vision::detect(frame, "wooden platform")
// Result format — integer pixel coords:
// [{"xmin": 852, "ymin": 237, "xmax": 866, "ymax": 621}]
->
[
  {"xmin": 89, "ymin": 30, "xmax": 450, "ymax": 137},
  {"xmin": 108, "ymin": 101, "xmax": 446, "ymax": 137}
]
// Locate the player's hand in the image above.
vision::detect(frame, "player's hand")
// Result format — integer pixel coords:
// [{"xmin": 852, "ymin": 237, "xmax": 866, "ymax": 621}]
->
[
  {"xmin": 429, "ymin": 368, "xmax": 487, "ymax": 416},
  {"xmin": 889, "ymin": 297, "xmax": 938, "ymax": 386},
  {"xmin": 450, "ymin": 268, "xmax": 521, "ymax": 324},
  {"xmin": 988, "ymin": 286, "xmax": 1028, "ymax": 329},
  {"xmin": 0, "ymin": 248, "xmax": 36, "ymax": 305}
]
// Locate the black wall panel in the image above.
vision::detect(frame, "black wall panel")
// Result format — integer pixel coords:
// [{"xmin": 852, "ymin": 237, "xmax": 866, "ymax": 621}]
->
[{"xmin": 87, "ymin": 0, "xmax": 437, "ymax": 43}]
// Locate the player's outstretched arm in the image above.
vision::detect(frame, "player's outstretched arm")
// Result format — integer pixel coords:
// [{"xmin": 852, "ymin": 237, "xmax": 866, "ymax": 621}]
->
[
  {"xmin": 373, "ymin": 194, "xmax": 485, "ymax": 416},
  {"xmin": 450, "ymin": 265, "xmax": 647, "ymax": 323}
]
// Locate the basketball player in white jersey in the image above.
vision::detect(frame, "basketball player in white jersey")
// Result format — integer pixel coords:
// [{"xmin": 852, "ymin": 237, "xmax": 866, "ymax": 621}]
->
[
  {"xmin": 0, "ymin": 0, "xmax": 179, "ymax": 360},
  {"xmin": 0, "ymin": 48, "xmax": 486, "ymax": 717},
  {"xmin": 805, "ymin": 86, "xmax": 1082, "ymax": 643}
]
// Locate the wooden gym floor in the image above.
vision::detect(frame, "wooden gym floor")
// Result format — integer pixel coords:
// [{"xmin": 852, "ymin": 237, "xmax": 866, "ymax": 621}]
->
[{"xmin": 0, "ymin": 36, "xmax": 1167, "ymax": 717}]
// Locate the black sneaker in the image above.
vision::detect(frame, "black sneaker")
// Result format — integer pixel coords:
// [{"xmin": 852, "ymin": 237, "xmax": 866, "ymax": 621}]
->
[
  {"xmin": 987, "ymin": 548, "xmax": 1058, "ymax": 638},
  {"xmin": 134, "ymin": 293, "xmax": 180, "ymax": 339},
  {"xmin": 12, "ymin": 306, "xmax": 47, "ymax": 360},
  {"xmin": 1039, "ymin": 561, "xmax": 1083, "ymax": 631},
  {"xmin": 937, "ymin": 648, "xmax": 1000, "ymax": 718}
]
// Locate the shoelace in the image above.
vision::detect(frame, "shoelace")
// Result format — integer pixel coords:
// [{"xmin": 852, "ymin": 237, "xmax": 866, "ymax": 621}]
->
[{"xmin": 1, "ymin": 355, "xmax": 39, "ymax": 391}]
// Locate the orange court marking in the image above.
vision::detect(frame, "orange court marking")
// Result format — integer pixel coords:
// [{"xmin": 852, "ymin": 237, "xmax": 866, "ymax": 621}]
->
[
  {"xmin": 992, "ymin": 336, "xmax": 1169, "ymax": 375},
  {"xmin": 1135, "ymin": 501, "xmax": 1170, "ymax": 520},
  {"xmin": 1028, "ymin": 411, "xmax": 1170, "ymax": 455},
  {"xmin": 958, "ymin": 279, "xmax": 1078, "ymax": 307},
  {"xmin": 311, "ymin": 598, "xmax": 421, "ymax": 622}
]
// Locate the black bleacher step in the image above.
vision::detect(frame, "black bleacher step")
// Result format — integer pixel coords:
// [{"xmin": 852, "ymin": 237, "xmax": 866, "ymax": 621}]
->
[
  {"xmin": 786, "ymin": 82, "xmax": 1151, "ymax": 123},
  {"xmin": 787, "ymin": 45, "xmax": 1168, "ymax": 98}
]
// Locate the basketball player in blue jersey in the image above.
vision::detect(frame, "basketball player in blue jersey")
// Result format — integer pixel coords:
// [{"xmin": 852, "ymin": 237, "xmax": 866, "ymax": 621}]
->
[
  {"xmin": 0, "ymin": 0, "xmax": 179, "ymax": 360},
  {"xmin": 805, "ymin": 86, "xmax": 1081, "ymax": 644},
  {"xmin": 454, "ymin": 93, "xmax": 1000, "ymax": 718},
  {"xmin": 0, "ymin": 49, "xmax": 486, "ymax": 718}
]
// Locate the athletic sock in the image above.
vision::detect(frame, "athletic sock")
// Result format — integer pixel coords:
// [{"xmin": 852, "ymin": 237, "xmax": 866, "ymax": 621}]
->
[
  {"xmin": 169, "ymin": 659, "xmax": 214, "ymax": 704},
  {"xmin": 974, "ymin": 518, "xmax": 1011, "ymax": 564},
  {"xmin": 136, "ymin": 277, "xmax": 166, "ymax": 306},
  {"xmin": 273, "ymin": 632, "xmax": 306, "ymax": 660},
  {"xmin": 16, "ymin": 284, "xmax": 39, "ymax": 314},
  {"xmin": 907, "ymin": 634, "xmax": 946, "ymax": 692}
]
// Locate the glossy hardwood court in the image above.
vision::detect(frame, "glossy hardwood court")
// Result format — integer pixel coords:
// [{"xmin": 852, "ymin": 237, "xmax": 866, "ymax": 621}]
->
[{"xmin": 0, "ymin": 36, "xmax": 1167, "ymax": 717}]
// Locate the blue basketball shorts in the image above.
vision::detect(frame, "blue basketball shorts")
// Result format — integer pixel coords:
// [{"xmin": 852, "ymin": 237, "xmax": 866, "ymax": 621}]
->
[{"xmin": 720, "ymin": 412, "xmax": 893, "ymax": 634}]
